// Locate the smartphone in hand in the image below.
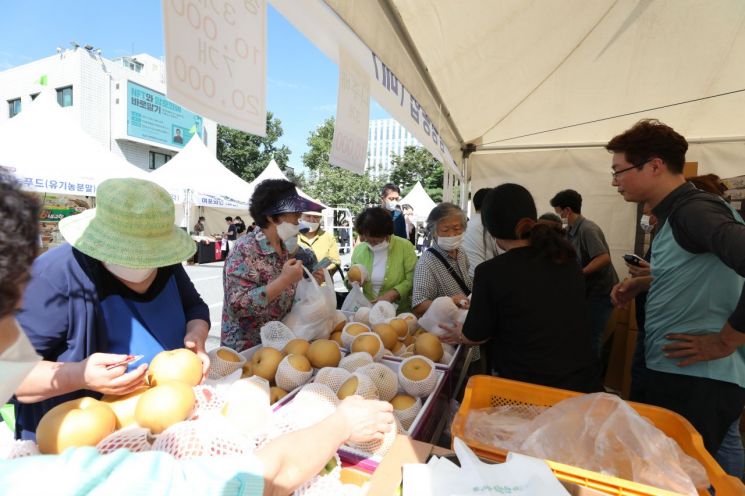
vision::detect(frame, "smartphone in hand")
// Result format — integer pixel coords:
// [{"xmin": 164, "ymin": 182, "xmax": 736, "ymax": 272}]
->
[
  {"xmin": 313, "ymin": 257, "xmax": 332, "ymax": 272},
  {"xmin": 623, "ymin": 253, "xmax": 645, "ymax": 266}
]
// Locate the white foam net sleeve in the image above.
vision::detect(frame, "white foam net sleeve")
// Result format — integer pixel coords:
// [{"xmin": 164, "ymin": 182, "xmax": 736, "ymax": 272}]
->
[
  {"xmin": 397, "ymin": 312, "xmax": 418, "ymax": 334},
  {"xmin": 393, "ymin": 397, "xmax": 423, "ymax": 432},
  {"xmin": 152, "ymin": 414, "xmax": 255, "ymax": 459},
  {"xmin": 343, "ymin": 372, "xmax": 379, "ymax": 400},
  {"xmin": 293, "ymin": 453, "xmax": 343, "ymax": 496},
  {"xmin": 3, "ymin": 440, "xmax": 41, "ymax": 459},
  {"xmin": 260, "ymin": 321, "xmax": 296, "ymax": 350},
  {"xmin": 341, "ymin": 322, "xmax": 371, "ymax": 349},
  {"xmin": 398, "ymin": 356, "xmax": 438, "ymax": 398},
  {"xmin": 190, "ymin": 385, "xmax": 226, "ymax": 420},
  {"xmin": 207, "ymin": 346, "xmax": 246, "ymax": 379},
  {"xmin": 313, "ymin": 367, "xmax": 352, "ymax": 393},
  {"xmin": 275, "ymin": 355, "xmax": 314, "ymax": 391},
  {"xmin": 333, "ymin": 310, "xmax": 348, "ymax": 328},
  {"xmin": 339, "ymin": 351, "xmax": 374, "ymax": 372},
  {"xmin": 344, "ymin": 416, "xmax": 400, "ymax": 458},
  {"xmin": 439, "ymin": 350, "xmax": 453, "ymax": 365},
  {"xmin": 202, "ymin": 368, "xmax": 241, "ymax": 393},
  {"xmin": 266, "ymin": 384, "xmax": 340, "ymax": 440},
  {"xmin": 357, "ymin": 363, "xmax": 398, "ymax": 402},
  {"xmin": 368, "ymin": 301, "xmax": 396, "ymax": 326},
  {"xmin": 97, "ymin": 426, "xmax": 153, "ymax": 455},
  {"xmin": 351, "ymin": 333, "xmax": 385, "ymax": 362},
  {"xmin": 353, "ymin": 307, "xmax": 371, "ymax": 325}
]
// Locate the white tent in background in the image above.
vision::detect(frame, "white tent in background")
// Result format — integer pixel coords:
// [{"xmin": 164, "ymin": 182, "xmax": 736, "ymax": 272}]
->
[
  {"xmin": 401, "ymin": 181, "xmax": 437, "ymax": 222},
  {"xmin": 0, "ymin": 90, "xmax": 148, "ymax": 195},
  {"xmin": 249, "ymin": 159, "xmax": 329, "ymax": 209},
  {"xmin": 149, "ymin": 136, "xmax": 253, "ymax": 209}
]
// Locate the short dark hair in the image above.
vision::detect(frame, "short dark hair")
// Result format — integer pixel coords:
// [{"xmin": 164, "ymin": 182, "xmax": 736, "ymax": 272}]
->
[
  {"xmin": 472, "ymin": 188, "xmax": 492, "ymax": 211},
  {"xmin": 550, "ymin": 189, "xmax": 582, "ymax": 214},
  {"xmin": 225, "ymin": 216, "xmax": 233, "ymax": 222},
  {"xmin": 606, "ymin": 119, "xmax": 688, "ymax": 174},
  {"xmin": 381, "ymin": 183, "xmax": 400, "ymax": 198},
  {"xmin": 539, "ymin": 212, "xmax": 562, "ymax": 224},
  {"xmin": 235, "ymin": 216, "xmax": 243, "ymax": 221},
  {"xmin": 0, "ymin": 168, "xmax": 40, "ymax": 318},
  {"xmin": 249, "ymin": 179, "xmax": 297, "ymax": 228},
  {"xmin": 198, "ymin": 216, "xmax": 205, "ymax": 221},
  {"xmin": 355, "ymin": 207, "xmax": 394, "ymax": 238}
]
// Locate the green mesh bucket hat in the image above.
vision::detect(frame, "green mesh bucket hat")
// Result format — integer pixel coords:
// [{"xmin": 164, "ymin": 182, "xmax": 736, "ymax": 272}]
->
[{"xmin": 58, "ymin": 178, "xmax": 196, "ymax": 268}]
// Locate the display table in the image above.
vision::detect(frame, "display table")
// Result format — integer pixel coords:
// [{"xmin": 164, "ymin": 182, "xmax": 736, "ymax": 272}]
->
[{"xmin": 191, "ymin": 237, "xmax": 223, "ymax": 264}]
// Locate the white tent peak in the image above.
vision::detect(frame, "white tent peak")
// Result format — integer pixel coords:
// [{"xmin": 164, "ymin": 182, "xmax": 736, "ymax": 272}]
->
[
  {"xmin": 249, "ymin": 159, "xmax": 328, "ymax": 208},
  {"xmin": 149, "ymin": 136, "xmax": 253, "ymax": 205},
  {"xmin": 0, "ymin": 88, "xmax": 148, "ymax": 195},
  {"xmin": 401, "ymin": 181, "xmax": 437, "ymax": 222}
]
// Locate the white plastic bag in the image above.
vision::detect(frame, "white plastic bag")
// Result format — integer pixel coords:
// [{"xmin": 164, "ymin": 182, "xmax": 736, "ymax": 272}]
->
[
  {"xmin": 341, "ymin": 282, "xmax": 372, "ymax": 313},
  {"xmin": 418, "ymin": 296, "xmax": 468, "ymax": 338},
  {"xmin": 368, "ymin": 300, "xmax": 397, "ymax": 326},
  {"xmin": 283, "ymin": 267, "xmax": 334, "ymax": 341}
]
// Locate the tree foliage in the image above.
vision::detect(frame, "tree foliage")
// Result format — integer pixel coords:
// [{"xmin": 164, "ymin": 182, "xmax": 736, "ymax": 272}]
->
[
  {"xmin": 302, "ymin": 118, "xmax": 384, "ymax": 215},
  {"xmin": 389, "ymin": 146, "xmax": 444, "ymax": 203},
  {"xmin": 216, "ymin": 112, "xmax": 294, "ymax": 183}
]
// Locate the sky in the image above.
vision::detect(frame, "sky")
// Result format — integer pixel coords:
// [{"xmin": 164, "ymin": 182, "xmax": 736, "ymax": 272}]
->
[{"xmin": 0, "ymin": 0, "xmax": 388, "ymax": 173}]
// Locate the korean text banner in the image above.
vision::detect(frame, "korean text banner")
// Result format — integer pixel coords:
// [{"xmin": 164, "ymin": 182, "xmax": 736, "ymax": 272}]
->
[
  {"xmin": 329, "ymin": 47, "xmax": 370, "ymax": 175},
  {"xmin": 127, "ymin": 81, "xmax": 204, "ymax": 149},
  {"xmin": 162, "ymin": 0, "xmax": 267, "ymax": 137}
]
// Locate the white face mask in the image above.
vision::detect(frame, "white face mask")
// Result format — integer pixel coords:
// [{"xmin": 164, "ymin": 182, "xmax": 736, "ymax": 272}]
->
[
  {"xmin": 104, "ymin": 263, "xmax": 156, "ymax": 283},
  {"xmin": 368, "ymin": 240, "xmax": 389, "ymax": 254},
  {"xmin": 0, "ymin": 319, "xmax": 41, "ymax": 404},
  {"xmin": 284, "ymin": 235, "xmax": 299, "ymax": 254},
  {"xmin": 300, "ymin": 220, "xmax": 320, "ymax": 232},
  {"xmin": 437, "ymin": 233, "xmax": 464, "ymax": 251},
  {"xmin": 640, "ymin": 215, "xmax": 654, "ymax": 233},
  {"xmin": 385, "ymin": 199, "xmax": 400, "ymax": 211},
  {"xmin": 276, "ymin": 221, "xmax": 301, "ymax": 241}
]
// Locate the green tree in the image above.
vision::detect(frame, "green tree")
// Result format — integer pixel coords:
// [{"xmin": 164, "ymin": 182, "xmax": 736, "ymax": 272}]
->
[
  {"xmin": 389, "ymin": 146, "xmax": 444, "ymax": 202},
  {"xmin": 303, "ymin": 118, "xmax": 384, "ymax": 215},
  {"xmin": 216, "ymin": 112, "xmax": 293, "ymax": 183}
]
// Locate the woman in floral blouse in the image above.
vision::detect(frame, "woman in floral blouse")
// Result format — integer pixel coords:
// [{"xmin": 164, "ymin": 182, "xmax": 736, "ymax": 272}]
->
[{"xmin": 221, "ymin": 179, "xmax": 324, "ymax": 352}]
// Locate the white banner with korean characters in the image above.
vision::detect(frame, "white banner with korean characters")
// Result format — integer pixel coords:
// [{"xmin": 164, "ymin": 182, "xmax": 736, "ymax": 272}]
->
[
  {"xmin": 329, "ymin": 48, "xmax": 370, "ymax": 174},
  {"xmin": 162, "ymin": 0, "xmax": 267, "ymax": 136}
]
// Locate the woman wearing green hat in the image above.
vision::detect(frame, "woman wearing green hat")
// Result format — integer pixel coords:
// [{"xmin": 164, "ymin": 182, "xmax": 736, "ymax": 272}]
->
[
  {"xmin": 12, "ymin": 178, "xmax": 211, "ymax": 440},
  {"xmin": 222, "ymin": 179, "xmax": 324, "ymax": 352}
]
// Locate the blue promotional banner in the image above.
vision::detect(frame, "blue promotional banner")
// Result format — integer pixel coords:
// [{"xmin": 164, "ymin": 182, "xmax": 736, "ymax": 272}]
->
[{"xmin": 127, "ymin": 81, "xmax": 203, "ymax": 149}]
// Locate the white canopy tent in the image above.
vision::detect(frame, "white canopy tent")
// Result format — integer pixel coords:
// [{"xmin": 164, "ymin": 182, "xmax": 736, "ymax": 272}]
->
[
  {"xmin": 271, "ymin": 0, "xmax": 745, "ymax": 275},
  {"xmin": 401, "ymin": 181, "xmax": 437, "ymax": 223},
  {"xmin": 0, "ymin": 90, "xmax": 148, "ymax": 195},
  {"xmin": 248, "ymin": 159, "xmax": 329, "ymax": 209},
  {"xmin": 149, "ymin": 137, "xmax": 254, "ymax": 234}
]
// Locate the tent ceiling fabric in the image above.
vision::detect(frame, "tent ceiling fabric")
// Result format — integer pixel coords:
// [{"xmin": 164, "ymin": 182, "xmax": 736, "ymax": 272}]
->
[{"xmin": 325, "ymin": 0, "xmax": 745, "ymax": 150}]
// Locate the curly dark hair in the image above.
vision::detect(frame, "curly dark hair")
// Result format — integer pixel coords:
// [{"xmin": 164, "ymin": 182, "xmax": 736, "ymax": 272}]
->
[
  {"xmin": 355, "ymin": 207, "xmax": 394, "ymax": 238},
  {"xmin": 606, "ymin": 119, "xmax": 688, "ymax": 173},
  {"xmin": 550, "ymin": 189, "xmax": 582, "ymax": 214},
  {"xmin": 0, "ymin": 168, "xmax": 40, "ymax": 318},
  {"xmin": 249, "ymin": 179, "xmax": 298, "ymax": 228}
]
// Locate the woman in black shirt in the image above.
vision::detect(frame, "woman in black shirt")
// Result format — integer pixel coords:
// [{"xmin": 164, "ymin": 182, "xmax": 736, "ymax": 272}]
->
[{"xmin": 442, "ymin": 184, "xmax": 600, "ymax": 393}]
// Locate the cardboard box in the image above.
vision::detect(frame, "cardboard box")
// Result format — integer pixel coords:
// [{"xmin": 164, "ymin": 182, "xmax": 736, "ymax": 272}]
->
[{"xmin": 367, "ymin": 435, "xmax": 436, "ymax": 495}]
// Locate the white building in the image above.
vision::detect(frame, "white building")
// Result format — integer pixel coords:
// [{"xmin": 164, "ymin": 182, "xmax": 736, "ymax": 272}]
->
[
  {"xmin": 366, "ymin": 118, "xmax": 419, "ymax": 179},
  {"xmin": 0, "ymin": 45, "xmax": 217, "ymax": 171}
]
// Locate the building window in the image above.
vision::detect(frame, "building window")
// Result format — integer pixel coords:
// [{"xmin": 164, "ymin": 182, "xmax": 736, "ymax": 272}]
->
[
  {"xmin": 8, "ymin": 98, "xmax": 21, "ymax": 118},
  {"xmin": 149, "ymin": 151, "xmax": 171, "ymax": 170},
  {"xmin": 57, "ymin": 86, "xmax": 73, "ymax": 107}
]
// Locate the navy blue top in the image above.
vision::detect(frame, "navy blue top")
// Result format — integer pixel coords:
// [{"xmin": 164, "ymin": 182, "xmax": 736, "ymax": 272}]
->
[
  {"xmin": 14, "ymin": 244, "xmax": 209, "ymax": 439},
  {"xmin": 392, "ymin": 209, "xmax": 408, "ymax": 239}
]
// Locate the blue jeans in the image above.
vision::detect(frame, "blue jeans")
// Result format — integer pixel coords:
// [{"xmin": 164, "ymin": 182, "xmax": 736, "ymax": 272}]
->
[
  {"xmin": 715, "ymin": 417, "xmax": 744, "ymax": 479},
  {"xmin": 587, "ymin": 295, "xmax": 614, "ymax": 357}
]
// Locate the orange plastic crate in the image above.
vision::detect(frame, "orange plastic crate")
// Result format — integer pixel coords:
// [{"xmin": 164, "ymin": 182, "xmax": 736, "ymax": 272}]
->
[{"xmin": 452, "ymin": 375, "xmax": 744, "ymax": 496}]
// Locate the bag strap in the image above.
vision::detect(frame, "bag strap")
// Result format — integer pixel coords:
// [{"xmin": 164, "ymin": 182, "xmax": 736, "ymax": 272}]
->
[{"xmin": 427, "ymin": 248, "xmax": 471, "ymax": 296}]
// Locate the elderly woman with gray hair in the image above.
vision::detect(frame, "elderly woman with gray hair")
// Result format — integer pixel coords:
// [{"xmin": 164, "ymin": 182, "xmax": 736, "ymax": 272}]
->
[{"xmin": 412, "ymin": 202, "xmax": 472, "ymax": 317}]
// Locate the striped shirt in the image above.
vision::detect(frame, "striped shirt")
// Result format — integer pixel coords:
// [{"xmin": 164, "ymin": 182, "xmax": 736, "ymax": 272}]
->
[{"xmin": 412, "ymin": 242, "xmax": 472, "ymax": 308}]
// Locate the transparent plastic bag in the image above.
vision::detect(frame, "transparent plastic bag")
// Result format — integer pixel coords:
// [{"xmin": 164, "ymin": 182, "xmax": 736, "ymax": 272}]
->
[
  {"xmin": 341, "ymin": 282, "xmax": 372, "ymax": 314},
  {"xmin": 283, "ymin": 268, "xmax": 335, "ymax": 341},
  {"xmin": 418, "ymin": 296, "xmax": 468, "ymax": 338},
  {"xmin": 368, "ymin": 301, "xmax": 396, "ymax": 326},
  {"xmin": 468, "ymin": 393, "xmax": 708, "ymax": 495}
]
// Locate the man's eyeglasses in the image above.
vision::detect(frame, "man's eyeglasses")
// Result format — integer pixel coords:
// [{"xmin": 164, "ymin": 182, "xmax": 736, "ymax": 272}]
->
[{"xmin": 611, "ymin": 159, "xmax": 652, "ymax": 179}]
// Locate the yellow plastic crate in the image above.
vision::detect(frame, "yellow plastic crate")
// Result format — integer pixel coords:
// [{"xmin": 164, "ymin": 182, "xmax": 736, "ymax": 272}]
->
[{"xmin": 452, "ymin": 375, "xmax": 744, "ymax": 496}]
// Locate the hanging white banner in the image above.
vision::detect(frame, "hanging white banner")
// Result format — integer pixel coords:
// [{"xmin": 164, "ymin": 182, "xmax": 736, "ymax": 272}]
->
[
  {"xmin": 162, "ymin": 0, "xmax": 267, "ymax": 136},
  {"xmin": 329, "ymin": 48, "xmax": 370, "ymax": 174}
]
